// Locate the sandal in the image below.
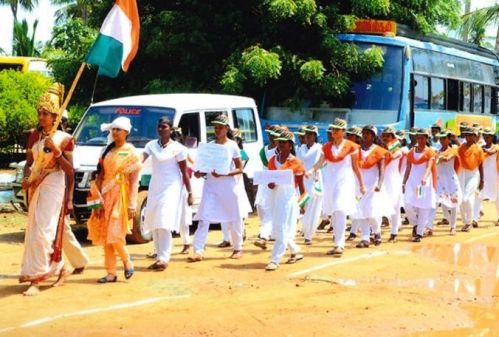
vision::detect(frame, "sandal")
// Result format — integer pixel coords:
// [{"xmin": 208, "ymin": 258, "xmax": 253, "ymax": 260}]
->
[
  {"xmin": 472, "ymin": 220, "xmax": 479, "ymax": 228},
  {"xmin": 286, "ymin": 254, "xmax": 304, "ymax": 264},
  {"xmin": 180, "ymin": 245, "xmax": 190, "ymax": 254},
  {"xmin": 449, "ymin": 228, "xmax": 456, "ymax": 236},
  {"xmin": 412, "ymin": 235, "xmax": 422, "ymax": 242},
  {"xmin": 374, "ymin": 233, "xmax": 382, "ymax": 246},
  {"xmin": 148, "ymin": 261, "xmax": 168, "ymax": 271},
  {"xmin": 346, "ymin": 233, "xmax": 357, "ymax": 241},
  {"xmin": 326, "ymin": 246, "xmax": 344, "ymax": 256},
  {"xmin": 254, "ymin": 239, "xmax": 267, "ymax": 250},
  {"xmin": 146, "ymin": 252, "xmax": 157, "ymax": 259},
  {"xmin": 217, "ymin": 241, "xmax": 231, "ymax": 248},
  {"xmin": 187, "ymin": 254, "xmax": 203, "ymax": 263},
  {"xmin": 388, "ymin": 234, "xmax": 397, "ymax": 243},
  {"xmin": 461, "ymin": 224, "xmax": 472, "ymax": 232},
  {"xmin": 265, "ymin": 262, "xmax": 279, "ymax": 271},
  {"xmin": 356, "ymin": 240, "xmax": 370, "ymax": 248},
  {"xmin": 230, "ymin": 250, "xmax": 243, "ymax": 259}
]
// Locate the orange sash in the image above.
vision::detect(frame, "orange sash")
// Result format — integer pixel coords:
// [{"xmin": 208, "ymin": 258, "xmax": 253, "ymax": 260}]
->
[
  {"xmin": 458, "ymin": 143, "xmax": 484, "ymax": 171},
  {"xmin": 323, "ymin": 140, "xmax": 359, "ymax": 163},
  {"xmin": 438, "ymin": 146, "xmax": 461, "ymax": 174},
  {"xmin": 268, "ymin": 155, "xmax": 305, "ymax": 186},
  {"xmin": 407, "ymin": 147, "xmax": 437, "ymax": 189},
  {"xmin": 483, "ymin": 144, "xmax": 498, "ymax": 159},
  {"xmin": 383, "ymin": 140, "xmax": 401, "ymax": 166},
  {"xmin": 358, "ymin": 145, "xmax": 388, "ymax": 169}
]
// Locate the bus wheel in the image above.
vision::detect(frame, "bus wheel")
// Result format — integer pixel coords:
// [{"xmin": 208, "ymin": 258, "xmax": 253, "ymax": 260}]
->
[{"xmin": 126, "ymin": 190, "xmax": 152, "ymax": 244}]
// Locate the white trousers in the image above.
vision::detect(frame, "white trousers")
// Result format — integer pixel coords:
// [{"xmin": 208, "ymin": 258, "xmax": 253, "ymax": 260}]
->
[
  {"xmin": 350, "ymin": 219, "xmax": 360, "ymax": 234},
  {"xmin": 257, "ymin": 205, "xmax": 272, "ymax": 240},
  {"xmin": 405, "ymin": 205, "xmax": 432, "ymax": 236},
  {"xmin": 389, "ymin": 211, "xmax": 401, "ymax": 235},
  {"xmin": 460, "ymin": 198, "xmax": 475, "ymax": 225},
  {"xmin": 63, "ymin": 217, "xmax": 89, "ymax": 269},
  {"xmin": 270, "ymin": 220, "xmax": 300, "ymax": 265},
  {"xmin": 332, "ymin": 211, "xmax": 347, "ymax": 248},
  {"xmin": 473, "ymin": 195, "xmax": 482, "ymax": 222},
  {"xmin": 179, "ymin": 222, "xmax": 191, "ymax": 245},
  {"xmin": 359, "ymin": 218, "xmax": 381, "ymax": 241},
  {"xmin": 193, "ymin": 220, "xmax": 243, "ymax": 255},
  {"xmin": 152, "ymin": 228, "xmax": 172, "ymax": 263},
  {"xmin": 427, "ymin": 207, "xmax": 437, "ymax": 229}
]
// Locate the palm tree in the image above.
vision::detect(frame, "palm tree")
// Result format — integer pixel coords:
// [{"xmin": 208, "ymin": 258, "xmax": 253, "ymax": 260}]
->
[
  {"xmin": 12, "ymin": 18, "xmax": 40, "ymax": 56},
  {"xmin": 459, "ymin": 4, "xmax": 499, "ymax": 51},
  {"xmin": 50, "ymin": 0, "xmax": 92, "ymax": 24},
  {"xmin": 0, "ymin": 0, "xmax": 38, "ymax": 21}
]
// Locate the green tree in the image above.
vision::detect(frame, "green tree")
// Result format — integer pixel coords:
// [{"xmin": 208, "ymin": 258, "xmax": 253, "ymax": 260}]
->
[
  {"xmin": 459, "ymin": 4, "xmax": 499, "ymax": 50},
  {"xmin": 50, "ymin": 0, "xmax": 93, "ymax": 24},
  {"xmin": 12, "ymin": 18, "xmax": 40, "ymax": 56},
  {"xmin": 0, "ymin": 0, "xmax": 38, "ymax": 21},
  {"xmin": 0, "ymin": 70, "xmax": 52, "ymax": 148}
]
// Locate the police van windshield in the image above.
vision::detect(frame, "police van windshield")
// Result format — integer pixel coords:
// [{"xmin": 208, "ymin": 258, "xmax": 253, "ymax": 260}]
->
[{"xmin": 74, "ymin": 106, "xmax": 175, "ymax": 147}]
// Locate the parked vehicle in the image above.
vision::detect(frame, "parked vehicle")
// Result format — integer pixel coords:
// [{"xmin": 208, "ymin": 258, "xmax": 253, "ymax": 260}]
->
[{"xmin": 0, "ymin": 56, "xmax": 52, "ymax": 76}]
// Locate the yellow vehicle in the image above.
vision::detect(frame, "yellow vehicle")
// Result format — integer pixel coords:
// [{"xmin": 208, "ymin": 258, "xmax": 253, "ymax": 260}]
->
[{"xmin": 0, "ymin": 56, "xmax": 51, "ymax": 76}]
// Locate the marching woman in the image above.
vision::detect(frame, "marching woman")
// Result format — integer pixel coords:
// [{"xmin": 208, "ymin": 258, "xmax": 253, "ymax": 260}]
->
[
  {"xmin": 265, "ymin": 130, "xmax": 306, "ymax": 271},
  {"xmin": 19, "ymin": 83, "xmax": 74, "ymax": 296},
  {"xmin": 141, "ymin": 117, "xmax": 193, "ymax": 271},
  {"xmin": 189, "ymin": 114, "xmax": 244, "ymax": 261},
  {"xmin": 457, "ymin": 126, "xmax": 484, "ymax": 232},
  {"xmin": 345, "ymin": 126, "xmax": 363, "ymax": 241},
  {"xmin": 87, "ymin": 117, "xmax": 141, "ymax": 283},
  {"xmin": 353, "ymin": 125, "xmax": 387, "ymax": 248},
  {"xmin": 402, "ymin": 128, "xmax": 437, "ymax": 242},
  {"xmin": 481, "ymin": 128, "xmax": 498, "ymax": 225},
  {"xmin": 296, "ymin": 125, "xmax": 324, "ymax": 245},
  {"xmin": 380, "ymin": 126, "xmax": 404, "ymax": 243},
  {"xmin": 254, "ymin": 125, "xmax": 281, "ymax": 250},
  {"xmin": 310, "ymin": 118, "xmax": 365, "ymax": 256},
  {"xmin": 435, "ymin": 130, "xmax": 462, "ymax": 235}
]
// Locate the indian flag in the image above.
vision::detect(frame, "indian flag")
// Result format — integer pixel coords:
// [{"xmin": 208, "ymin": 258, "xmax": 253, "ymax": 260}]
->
[
  {"xmin": 86, "ymin": 0, "xmax": 140, "ymax": 78},
  {"xmin": 298, "ymin": 193, "xmax": 311, "ymax": 208}
]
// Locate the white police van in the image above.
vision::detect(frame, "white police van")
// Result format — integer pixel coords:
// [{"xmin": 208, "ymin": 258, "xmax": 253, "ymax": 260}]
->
[{"xmin": 71, "ymin": 93, "xmax": 263, "ymax": 243}]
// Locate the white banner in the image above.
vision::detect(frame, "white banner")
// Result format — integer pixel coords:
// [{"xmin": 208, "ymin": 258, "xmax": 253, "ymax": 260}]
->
[
  {"xmin": 193, "ymin": 142, "xmax": 232, "ymax": 175},
  {"xmin": 253, "ymin": 169, "xmax": 294, "ymax": 185}
]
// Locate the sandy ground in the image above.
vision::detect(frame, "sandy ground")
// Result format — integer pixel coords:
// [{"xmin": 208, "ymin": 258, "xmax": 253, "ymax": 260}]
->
[{"xmin": 0, "ymin": 200, "xmax": 498, "ymax": 337}]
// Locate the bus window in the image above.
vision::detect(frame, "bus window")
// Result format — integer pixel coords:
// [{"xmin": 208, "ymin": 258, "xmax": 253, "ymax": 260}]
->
[
  {"xmin": 460, "ymin": 82, "xmax": 471, "ymax": 112},
  {"xmin": 413, "ymin": 75, "xmax": 429, "ymax": 109},
  {"xmin": 473, "ymin": 84, "xmax": 483, "ymax": 113},
  {"xmin": 447, "ymin": 79, "xmax": 459, "ymax": 111},
  {"xmin": 178, "ymin": 112, "xmax": 201, "ymax": 148},
  {"xmin": 431, "ymin": 78, "xmax": 445, "ymax": 110},
  {"xmin": 484, "ymin": 86, "xmax": 492, "ymax": 114},
  {"xmin": 232, "ymin": 108, "xmax": 257, "ymax": 143},
  {"xmin": 205, "ymin": 110, "xmax": 228, "ymax": 142}
]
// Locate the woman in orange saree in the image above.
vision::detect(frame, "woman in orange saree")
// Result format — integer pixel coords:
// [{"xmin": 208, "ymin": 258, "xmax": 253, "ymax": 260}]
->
[{"xmin": 87, "ymin": 117, "xmax": 141, "ymax": 283}]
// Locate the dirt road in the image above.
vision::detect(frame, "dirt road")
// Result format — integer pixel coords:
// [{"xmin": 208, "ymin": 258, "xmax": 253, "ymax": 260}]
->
[{"xmin": 0, "ymin": 201, "xmax": 498, "ymax": 337}]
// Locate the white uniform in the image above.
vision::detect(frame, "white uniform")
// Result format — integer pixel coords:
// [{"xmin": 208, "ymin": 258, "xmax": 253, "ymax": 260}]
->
[
  {"xmin": 404, "ymin": 151, "xmax": 436, "ymax": 237},
  {"xmin": 193, "ymin": 140, "xmax": 244, "ymax": 255},
  {"xmin": 436, "ymin": 149, "xmax": 462, "ymax": 229},
  {"xmin": 383, "ymin": 148, "xmax": 403, "ymax": 235},
  {"xmin": 254, "ymin": 145, "xmax": 277, "ymax": 240},
  {"xmin": 143, "ymin": 140, "xmax": 187, "ymax": 263},
  {"xmin": 297, "ymin": 143, "xmax": 323, "ymax": 241}
]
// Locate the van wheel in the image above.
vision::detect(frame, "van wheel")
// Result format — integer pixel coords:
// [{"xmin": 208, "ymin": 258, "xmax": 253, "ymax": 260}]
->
[{"xmin": 126, "ymin": 190, "xmax": 152, "ymax": 244}]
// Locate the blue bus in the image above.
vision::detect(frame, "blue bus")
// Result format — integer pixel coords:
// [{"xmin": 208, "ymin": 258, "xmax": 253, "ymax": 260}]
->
[{"xmin": 262, "ymin": 20, "xmax": 499, "ymax": 140}]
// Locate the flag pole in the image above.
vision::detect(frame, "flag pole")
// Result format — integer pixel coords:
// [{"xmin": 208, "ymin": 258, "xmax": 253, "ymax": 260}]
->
[
  {"xmin": 60, "ymin": 62, "xmax": 86, "ymax": 118},
  {"xmin": 90, "ymin": 70, "xmax": 99, "ymax": 104}
]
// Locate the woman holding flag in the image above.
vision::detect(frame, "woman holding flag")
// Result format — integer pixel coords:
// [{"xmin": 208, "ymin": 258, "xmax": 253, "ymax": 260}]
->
[
  {"xmin": 265, "ymin": 130, "xmax": 306, "ymax": 271},
  {"xmin": 87, "ymin": 117, "xmax": 141, "ymax": 283},
  {"xmin": 297, "ymin": 125, "xmax": 324, "ymax": 245},
  {"xmin": 402, "ymin": 128, "xmax": 437, "ymax": 242},
  {"xmin": 19, "ymin": 83, "xmax": 74, "ymax": 296}
]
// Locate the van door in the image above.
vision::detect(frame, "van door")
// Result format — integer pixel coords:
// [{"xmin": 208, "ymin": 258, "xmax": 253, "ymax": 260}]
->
[
  {"xmin": 231, "ymin": 107, "xmax": 262, "ymax": 178},
  {"xmin": 177, "ymin": 112, "xmax": 203, "ymax": 207}
]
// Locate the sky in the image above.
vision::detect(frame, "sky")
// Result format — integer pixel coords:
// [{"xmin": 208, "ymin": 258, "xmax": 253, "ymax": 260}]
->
[{"xmin": 0, "ymin": 0, "xmax": 497, "ymax": 54}]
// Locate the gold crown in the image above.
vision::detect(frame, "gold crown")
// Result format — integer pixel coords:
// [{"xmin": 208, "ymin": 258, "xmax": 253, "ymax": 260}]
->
[{"xmin": 37, "ymin": 83, "xmax": 65, "ymax": 115}]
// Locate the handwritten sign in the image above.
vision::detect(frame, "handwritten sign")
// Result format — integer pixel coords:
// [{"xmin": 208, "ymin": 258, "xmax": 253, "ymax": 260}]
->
[
  {"xmin": 253, "ymin": 169, "xmax": 294, "ymax": 186},
  {"xmin": 193, "ymin": 142, "xmax": 232, "ymax": 175}
]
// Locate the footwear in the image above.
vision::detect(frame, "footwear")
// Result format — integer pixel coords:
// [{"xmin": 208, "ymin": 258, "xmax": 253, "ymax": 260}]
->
[
  {"xmin": 286, "ymin": 254, "xmax": 304, "ymax": 264},
  {"xmin": 461, "ymin": 224, "xmax": 472, "ymax": 232},
  {"xmin": 230, "ymin": 250, "xmax": 243, "ymax": 259},
  {"xmin": 180, "ymin": 245, "xmax": 190, "ymax": 254},
  {"xmin": 317, "ymin": 219, "xmax": 330, "ymax": 230},
  {"xmin": 72, "ymin": 266, "xmax": 85, "ymax": 275},
  {"xmin": 254, "ymin": 239, "xmax": 267, "ymax": 250},
  {"xmin": 356, "ymin": 240, "xmax": 370, "ymax": 248},
  {"xmin": 412, "ymin": 225, "xmax": 417, "ymax": 237},
  {"xmin": 148, "ymin": 261, "xmax": 167, "ymax": 271},
  {"xmin": 217, "ymin": 240, "xmax": 231, "ymax": 248},
  {"xmin": 374, "ymin": 233, "xmax": 382, "ymax": 246},
  {"xmin": 412, "ymin": 235, "xmax": 422, "ymax": 242},
  {"xmin": 381, "ymin": 217, "xmax": 389, "ymax": 227},
  {"xmin": 402, "ymin": 217, "xmax": 410, "ymax": 225},
  {"xmin": 437, "ymin": 219, "xmax": 449, "ymax": 225},
  {"xmin": 449, "ymin": 228, "xmax": 456, "ymax": 236},
  {"xmin": 187, "ymin": 254, "xmax": 203, "ymax": 262},
  {"xmin": 388, "ymin": 234, "xmax": 397, "ymax": 243},
  {"xmin": 146, "ymin": 252, "xmax": 157, "ymax": 259},
  {"xmin": 426, "ymin": 228, "xmax": 433, "ymax": 236},
  {"xmin": 265, "ymin": 262, "xmax": 278, "ymax": 271},
  {"xmin": 304, "ymin": 239, "xmax": 312, "ymax": 245},
  {"xmin": 327, "ymin": 226, "xmax": 334, "ymax": 233},
  {"xmin": 97, "ymin": 275, "xmax": 117, "ymax": 283},
  {"xmin": 124, "ymin": 263, "xmax": 134, "ymax": 280},
  {"xmin": 346, "ymin": 233, "xmax": 357, "ymax": 241},
  {"xmin": 326, "ymin": 246, "xmax": 344, "ymax": 256},
  {"xmin": 472, "ymin": 220, "xmax": 478, "ymax": 228}
]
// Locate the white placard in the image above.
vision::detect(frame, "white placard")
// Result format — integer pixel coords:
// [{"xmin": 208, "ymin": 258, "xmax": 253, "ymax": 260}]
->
[
  {"xmin": 253, "ymin": 169, "xmax": 294, "ymax": 185},
  {"xmin": 193, "ymin": 142, "xmax": 232, "ymax": 175}
]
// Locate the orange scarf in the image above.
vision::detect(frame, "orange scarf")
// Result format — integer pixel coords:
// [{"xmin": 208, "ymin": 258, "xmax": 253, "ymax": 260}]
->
[
  {"xmin": 268, "ymin": 154, "xmax": 305, "ymax": 186},
  {"xmin": 358, "ymin": 145, "xmax": 388, "ymax": 169},
  {"xmin": 323, "ymin": 140, "xmax": 359, "ymax": 163},
  {"xmin": 483, "ymin": 144, "xmax": 498, "ymax": 159},
  {"xmin": 458, "ymin": 143, "xmax": 484, "ymax": 171},
  {"xmin": 383, "ymin": 140, "xmax": 401, "ymax": 166},
  {"xmin": 438, "ymin": 146, "xmax": 461, "ymax": 174},
  {"xmin": 407, "ymin": 147, "xmax": 437, "ymax": 189}
]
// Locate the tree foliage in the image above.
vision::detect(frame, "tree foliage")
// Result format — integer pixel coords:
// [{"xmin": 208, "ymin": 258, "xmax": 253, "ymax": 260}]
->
[
  {"xmin": 459, "ymin": 4, "xmax": 499, "ymax": 50},
  {"xmin": 0, "ymin": 70, "xmax": 52, "ymax": 147},
  {"xmin": 12, "ymin": 18, "xmax": 40, "ymax": 56}
]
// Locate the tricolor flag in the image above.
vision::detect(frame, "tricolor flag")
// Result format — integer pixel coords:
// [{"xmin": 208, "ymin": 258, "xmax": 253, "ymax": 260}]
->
[
  {"xmin": 387, "ymin": 140, "xmax": 401, "ymax": 152},
  {"xmin": 86, "ymin": 0, "xmax": 140, "ymax": 78},
  {"xmin": 298, "ymin": 193, "xmax": 311, "ymax": 208}
]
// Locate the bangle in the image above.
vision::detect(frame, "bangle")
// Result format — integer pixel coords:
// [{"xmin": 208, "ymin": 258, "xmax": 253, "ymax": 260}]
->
[{"xmin": 54, "ymin": 151, "xmax": 62, "ymax": 158}]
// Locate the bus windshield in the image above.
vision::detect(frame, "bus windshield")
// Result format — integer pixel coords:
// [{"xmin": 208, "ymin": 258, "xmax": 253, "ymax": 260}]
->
[
  {"xmin": 333, "ymin": 43, "xmax": 403, "ymax": 112},
  {"xmin": 73, "ymin": 105, "xmax": 175, "ymax": 147}
]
